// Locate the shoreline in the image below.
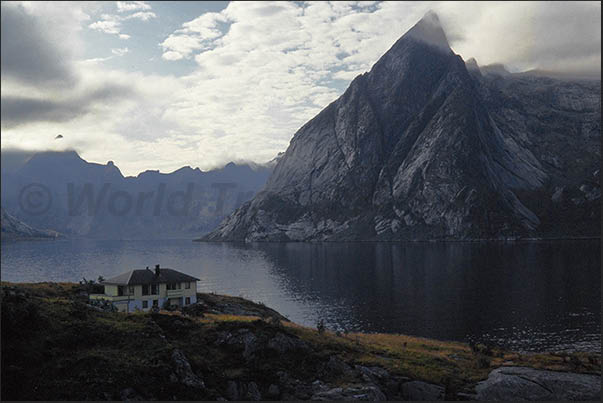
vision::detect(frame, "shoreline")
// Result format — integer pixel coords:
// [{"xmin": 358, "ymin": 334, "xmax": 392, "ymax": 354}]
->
[
  {"xmin": 1, "ymin": 282, "xmax": 601, "ymax": 401},
  {"xmin": 194, "ymin": 236, "xmax": 601, "ymax": 243}
]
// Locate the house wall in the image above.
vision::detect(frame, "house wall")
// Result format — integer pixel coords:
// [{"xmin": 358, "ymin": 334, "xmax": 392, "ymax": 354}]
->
[
  {"xmin": 183, "ymin": 281, "xmax": 197, "ymax": 297},
  {"xmin": 160, "ymin": 283, "xmax": 167, "ymax": 298},
  {"xmin": 97, "ymin": 281, "xmax": 198, "ymax": 312},
  {"xmin": 104, "ymin": 285, "xmax": 118, "ymax": 296}
]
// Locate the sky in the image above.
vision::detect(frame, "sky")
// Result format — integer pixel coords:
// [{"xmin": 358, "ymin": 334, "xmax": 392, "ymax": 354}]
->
[{"xmin": 1, "ymin": 1, "xmax": 601, "ymax": 176}]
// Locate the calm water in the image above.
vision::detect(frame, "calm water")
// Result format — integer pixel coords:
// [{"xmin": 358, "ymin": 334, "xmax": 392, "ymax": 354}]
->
[{"xmin": 1, "ymin": 239, "xmax": 600, "ymax": 353}]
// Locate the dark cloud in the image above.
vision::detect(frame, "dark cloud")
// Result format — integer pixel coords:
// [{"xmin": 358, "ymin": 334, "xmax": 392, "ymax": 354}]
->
[
  {"xmin": 1, "ymin": 85, "xmax": 135, "ymax": 128},
  {"xmin": 0, "ymin": 3, "xmax": 77, "ymax": 88}
]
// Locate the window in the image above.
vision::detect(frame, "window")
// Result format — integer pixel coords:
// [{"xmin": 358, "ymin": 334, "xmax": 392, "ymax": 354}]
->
[
  {"xmin": 142, "ymin": 300, "xmax": 148, "ymax": 309},
  {"xmin": 167, "ymin": 283, "xmax": 181, "ymax": 290},
  {"xmin": 151, "ymin": 284, "xmax": 158, "ymax": 295},
  {"xmin": 142, "ymin": 285, "xmax": 149, "ymax": 296},
  {"xmin": 185, "ymin": 282, "xmax": 190, "ymax": 289},
  {"xmin": 152, "ymin": 299, "xmax": 158, "ymax": 307},
  {"xmin": 185, "ymin": 297, "xmax": 191, "ymax": 305},
  {"xmin": 118, "ymin": 286, "xmax": 125, "ymax": 296},
  {"xmin": 128, "ymin": 286, "xmax": 135, "ymax": 295}
]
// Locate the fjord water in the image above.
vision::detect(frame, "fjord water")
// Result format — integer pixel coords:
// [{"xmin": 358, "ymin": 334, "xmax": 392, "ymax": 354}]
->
[{"xmin": 1, "ymin": 239, "xmax": 600, "ymax": 353}]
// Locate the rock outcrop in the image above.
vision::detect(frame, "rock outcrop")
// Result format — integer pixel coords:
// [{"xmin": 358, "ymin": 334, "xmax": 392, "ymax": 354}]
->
[
  {"xmin": 204, "ymin": 11, "xmax": 600, "ymax": 242},
  {"xmin": 475, "ymin": 366, "xmax": 601, "ymax": 401},
  {"xmin": 3, "ymin": 282, "xmax": 601, "ymax": 401}
]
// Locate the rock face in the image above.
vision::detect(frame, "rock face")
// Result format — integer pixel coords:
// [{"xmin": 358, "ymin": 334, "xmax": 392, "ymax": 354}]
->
[
  {"xmin": 171, "ymin": 349, "xmax": 205, "ymax": 389},
  {"xmin": 1, "ymin": 207, "xmax": 60, "ymax": 240},
  {"xmin": 475, "ymin": 366, "xmax": 601, "ymax": 401},
  {"xmin": 204, "ymin": 12, "xmax": 600, "ymax": 242}
]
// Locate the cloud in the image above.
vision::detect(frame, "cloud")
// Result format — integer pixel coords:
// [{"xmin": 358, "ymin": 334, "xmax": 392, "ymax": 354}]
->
[
  {"xmin": 0, "ymin": 2, "xmax": 171, "ymax": 144},
  {"xmin": 1, "ymin": 83, "xmax": 135, "ymax": 129},
  {"xmin": 116, "ymin": 1, "xmax": 152, "ymax": 13},
  {"xmin": 124, "ymin": 11, "xmax": 156, "ymax": 21},
  {"xmin": 435, "ymin": 1, "xmax": 601, "ymax": 73},
  {"xmin": 2, "ymin": 1, "xmax": 600, "ymax": 177},
  {"xmin": 88, "ymin": 1, "xmax": 156, "ymax": 39},
  {"xmin": 160, "ymin": 35, "xmax": 205, "ymax": 60},
  {"xmin": 162, "ymin": 51, "xmax": 184, "ymax": 61},
  {"xmin": 89, "ymin": 15, "xmax": 122, "ymax": 35},
  {"xmin": 0, "ymin": 2, "xmax": 80, "ymax": 88},
  {"xmin": 150, "ymin": 0, "xmax": 600, "ymax": 176},
  {"xmin": 160, "ymin": 12, "xmax": 228, "ymax": 60},
  {"xmin": 111, "ymin": 47, "xmax": 129, "ymax": 56}
]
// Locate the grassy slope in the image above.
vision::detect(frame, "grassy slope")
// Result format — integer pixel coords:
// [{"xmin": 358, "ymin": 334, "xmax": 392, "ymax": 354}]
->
[{"xmin": 1, "ymin": 282, "xmax": 600, "ymax": 401}]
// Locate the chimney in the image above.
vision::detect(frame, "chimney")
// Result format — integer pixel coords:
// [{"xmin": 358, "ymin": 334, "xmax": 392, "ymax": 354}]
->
[{"xmin": 155, "ymin": 264, "xmax": 160, "ymax": 276}]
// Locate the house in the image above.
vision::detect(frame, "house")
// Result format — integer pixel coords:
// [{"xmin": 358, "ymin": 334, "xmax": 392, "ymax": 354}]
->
[{"xmin": 89, "ymin": 264, "xmax": 199, "ymax": 313}]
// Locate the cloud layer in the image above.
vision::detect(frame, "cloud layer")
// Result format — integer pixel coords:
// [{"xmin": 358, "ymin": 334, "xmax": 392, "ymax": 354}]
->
[{"xmin": 1, "ymin": 1, "xmax": 600, "ymax": 176}]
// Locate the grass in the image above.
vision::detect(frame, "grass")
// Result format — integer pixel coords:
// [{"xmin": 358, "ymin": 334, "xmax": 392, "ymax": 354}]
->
[{"xmin": 1, "ymin": 282, "xmax": 600, "ymax": 401}]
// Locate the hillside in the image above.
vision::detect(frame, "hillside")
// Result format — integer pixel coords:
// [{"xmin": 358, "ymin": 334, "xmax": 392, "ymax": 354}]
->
[{"xmin": 1, "ymin": 282, "xmax": 600, "ymax": 401}]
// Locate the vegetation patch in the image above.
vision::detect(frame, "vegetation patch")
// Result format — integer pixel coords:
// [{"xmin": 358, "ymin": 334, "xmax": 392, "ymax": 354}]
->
[{"xmin": 1, "ymin": 282, "xmax": 600, "ymax": 401}]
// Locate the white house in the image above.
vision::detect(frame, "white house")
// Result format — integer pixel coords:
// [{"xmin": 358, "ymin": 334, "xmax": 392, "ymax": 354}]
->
[{"xmin": 90, "ymin": 264, "xmax": 199, "ymax": 313}]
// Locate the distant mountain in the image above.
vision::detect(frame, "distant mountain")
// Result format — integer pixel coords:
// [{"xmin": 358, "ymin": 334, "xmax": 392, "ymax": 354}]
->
[
  {"xmin": 465, "ymin": 59, "xmax": 601, "ymax": 82},
  {"xmin": 204, "ymin": 11, "xmax": 600, "ymax": 242},
  {"xmin": 1, "ymin": 150, "xmax": 273, "ymax": 239},
  {"xmin": 1, "ymin": 208, "xmax": 60, "ymax": 240}
]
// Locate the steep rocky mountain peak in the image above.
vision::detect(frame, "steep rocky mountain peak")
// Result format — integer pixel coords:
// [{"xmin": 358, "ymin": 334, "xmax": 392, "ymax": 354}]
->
[
  {"xmin": 203, "ymin": 12, "xmax": 600, "ymax": 242},
  {"xmin": 404, "ymin": 10, "xmax": 451, "ymax": 53}
]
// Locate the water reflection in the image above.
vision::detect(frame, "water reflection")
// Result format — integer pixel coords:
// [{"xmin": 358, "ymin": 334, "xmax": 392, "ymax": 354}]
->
[
  {"xmin": 252, "ymin": 241, "xmax": 601, "ymax": 352},
  {"xmin": 1, "ymin": 239, "xmax": 599, "ymax": 352}
]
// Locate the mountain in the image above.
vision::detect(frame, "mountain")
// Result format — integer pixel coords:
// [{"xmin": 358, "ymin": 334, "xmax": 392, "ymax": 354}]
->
[
  {"xmin": 1, "ymin": 208, "xmax": 60, "ymax": 240},
  {"xmin": 204, "ymin": 12, "xmax": 600, "ymax": 242},
  {"xmin": 1, "ymin": 150, "xmax": 273, "ymax": 239}
]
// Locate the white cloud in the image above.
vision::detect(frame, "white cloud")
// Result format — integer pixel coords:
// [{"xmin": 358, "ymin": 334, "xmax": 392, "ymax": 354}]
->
[
  {"xmin": 160, "ymin": 12, "xmax": 228, "ymax": 59},
  {"xmin": 151, "ymin": 0, "xmax": 600, "ymax": 176},
  {"xmin": 89, "ymin": 15, "xmax": 121, "ymax": 35},
  {"xmin": 88, "ymin": 1, "xmax": 155, "ymax": 39},
  {"xmin": 161, "ymin": 51, "xmax": 184, "ymax": 61},
  {"xmin": 116, "ymin": 1, "xmax": 151, "ymax": 13},
  {"xmin": 2, "ymin": 1, "xmax": 600, "ymax": 177},
  {"xmin": 124, "ymin": 11, "xmax": 156, "ymax": 21},
  {"xmin": 160, "ymin": 35, "xmax": 204, "ymax": 59},
  {"xmin": 111, "ymin": 47, "xmax": 129, "ymax": 56}
]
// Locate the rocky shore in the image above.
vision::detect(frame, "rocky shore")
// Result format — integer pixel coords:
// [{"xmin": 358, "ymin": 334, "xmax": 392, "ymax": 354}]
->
[{"xmin": 1, "ymin": 282, "xmax": 600, "ymax": 401}]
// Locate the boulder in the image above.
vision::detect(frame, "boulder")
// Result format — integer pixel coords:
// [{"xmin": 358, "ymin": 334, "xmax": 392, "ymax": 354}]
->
[
  {"xmin": 215, "ymin": 329, "xmax": 260, "ymax": 360},
  {"xmin": 119, "ymin": 387, "xmax": 144, "ymax": 401},
  {"xmin": 267, "ymin": 384, "xmax": 280, "ymax": 398},
  {"xmin": 267, "ymin": 332, "xmax": 309, "ymax": 354},
  {"xmin": 246, "ymin": 381, "xmax": 261, "ymax": 401},
  {"xmin": 355, "ymin": 365, "xmax": 390, "ymax": 383},
  {"xmin": 323, "ymin": 356, "xmax": 353, "ymax": 377},
  {"xmin": 311, "ymin": 385, "xmax": 386, "ymax": 401},
  {"xmin": 171, "ymin": 349, "xmax": 205, "ymax": 389},
  {"xmin": 475, "ymin": 366, "xmax": 601, "ymax": 401},
  {"xmin": 401, "ymin": 380, "xmax": 445, "ymax": 400},
  {"xmin": 225, "ymin": 380, "xmax": 239, "ymax": 400}
]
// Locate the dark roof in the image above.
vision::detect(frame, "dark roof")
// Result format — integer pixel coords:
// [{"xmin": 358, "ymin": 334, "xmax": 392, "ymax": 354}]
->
[{"xmin": 101, "ymin": 268, "xmax": 199, "ymax": 286}]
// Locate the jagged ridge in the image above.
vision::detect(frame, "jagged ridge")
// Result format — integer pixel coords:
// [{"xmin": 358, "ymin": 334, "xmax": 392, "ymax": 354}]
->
[{"xmin": 204, "ymin": 12, "xmax": 600, "ymax": 242}]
